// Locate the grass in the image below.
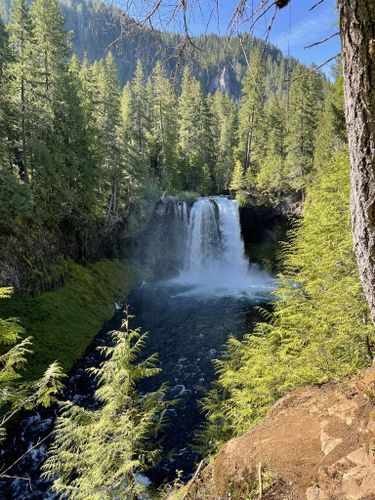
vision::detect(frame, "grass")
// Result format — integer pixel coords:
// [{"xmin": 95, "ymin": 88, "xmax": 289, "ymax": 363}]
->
[{"xmin": 0, "ymin": 259, "xmax": 139, "ymax": 379}]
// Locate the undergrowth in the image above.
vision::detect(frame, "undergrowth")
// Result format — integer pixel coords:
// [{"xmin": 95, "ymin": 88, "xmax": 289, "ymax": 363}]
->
[{"xmin": 0, "ymin": 259, "xmax": 138, "ymax": 379}]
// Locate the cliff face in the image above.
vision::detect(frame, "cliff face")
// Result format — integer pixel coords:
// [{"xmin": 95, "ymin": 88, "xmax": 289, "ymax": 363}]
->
[
  {"xmin": 0, "ymin": 219, "xmax": 129, "ymax": 293},
  {"xmin": 182, "ymin": 366, "xmax": 375, "ymax": 500}
]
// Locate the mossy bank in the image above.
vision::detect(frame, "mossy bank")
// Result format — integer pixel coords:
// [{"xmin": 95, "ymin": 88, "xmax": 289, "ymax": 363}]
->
[{"xmin": 0, "ymin": 259, "xmax": 139, "ymax": 379}]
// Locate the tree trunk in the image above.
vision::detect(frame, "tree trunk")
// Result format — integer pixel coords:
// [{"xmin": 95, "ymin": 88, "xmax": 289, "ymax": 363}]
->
[{"xmin": 338, "ymin": 0, "xmax": 375, "ymax": 323}]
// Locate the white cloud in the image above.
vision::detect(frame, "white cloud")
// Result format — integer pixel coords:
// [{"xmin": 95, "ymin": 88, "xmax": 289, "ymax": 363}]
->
[{"xmin": 271, "ymin": 9, "xmax": 337, "ymax": 52}]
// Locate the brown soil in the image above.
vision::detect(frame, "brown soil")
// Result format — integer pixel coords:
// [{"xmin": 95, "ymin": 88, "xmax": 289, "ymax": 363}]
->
[{"xmin": 181, "ymin": 366, "xmax": 375, "ymax": 499}]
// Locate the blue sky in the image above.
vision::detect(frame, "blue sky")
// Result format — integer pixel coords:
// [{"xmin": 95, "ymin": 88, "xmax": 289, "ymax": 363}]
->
[
  {"xmin": 186, "ymin": 0, "xmax": 340, "ymax": 69},
  {"xmin": 117, "ymin": 0, "xmax": 340, "ymax": 73}
]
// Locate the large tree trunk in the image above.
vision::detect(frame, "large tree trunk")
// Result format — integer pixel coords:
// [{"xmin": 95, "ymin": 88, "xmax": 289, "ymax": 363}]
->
[{"xmin": 338, "ymin": 1, "xmax": 375, "ymax": 323}]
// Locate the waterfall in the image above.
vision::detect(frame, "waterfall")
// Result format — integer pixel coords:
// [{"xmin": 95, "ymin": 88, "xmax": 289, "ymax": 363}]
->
[{"xmin": 171, "ymin": 196, "xmax": 274, "ymax": 297}]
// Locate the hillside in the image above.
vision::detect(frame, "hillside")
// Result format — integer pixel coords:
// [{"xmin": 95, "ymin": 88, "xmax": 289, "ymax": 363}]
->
[
  {"xmin": 0, "ymin": 0, "xmax": 298, "ymax": 96},
  {"xmin": 180, "ymin": 365, "xmax": 375, "ymax": 499}
]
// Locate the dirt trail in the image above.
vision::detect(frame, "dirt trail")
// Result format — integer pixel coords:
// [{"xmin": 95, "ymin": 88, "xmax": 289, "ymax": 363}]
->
[{"xmin": 182, "ymin": 366, "xmax": 375, "ymax": 499}]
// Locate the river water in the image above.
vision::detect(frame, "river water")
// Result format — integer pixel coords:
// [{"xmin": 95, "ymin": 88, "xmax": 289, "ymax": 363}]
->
[{"xmin": 1, "ymin": 196, "xmax": 275, "ymax": 498}]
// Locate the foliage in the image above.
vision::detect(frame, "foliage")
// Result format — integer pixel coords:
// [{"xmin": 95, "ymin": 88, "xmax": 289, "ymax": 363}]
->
[
  {"xmin": 0, "ymin": 287, "xmax": 65, "ymax": 443},
  {"xmin": 43, "ymin": 313, "xmax": 168, "ymax": 499},
  {"xmin": 200, "ymin": 149, "xmax": 374, "ymax": 450},
  {"xmin": 235, "ymin": 190, "xmax": 250, "ymax": 208},
  {"xmin": 0, "ymin": 0, "xmax": 328, "ymax": 239},
  {"xmin": 0, "ymin": 259, "xmax": 138, "ymax": 380}
]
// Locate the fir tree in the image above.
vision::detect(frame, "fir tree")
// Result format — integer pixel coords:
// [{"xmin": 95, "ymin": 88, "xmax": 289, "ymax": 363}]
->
[
  {"xmin": 43, "ymin": 313, "xmax": 168, "ymax": 499},
  {"xmin": 209, "ymin": 90, "xmax": 237, "ymax": 192},
  {"xmin": 149, "ymin": 62, "xmax": 179, "ymax": 190},
  {"xmin": 256, "ymin": 93, "xmax": 287, "ymax": 198},
  {"xmin": 94, "ymin": 54, "xmax": 124, "ymax": 221},
  {"xmin": 178, "ymin": 67, "xmax": 216, "ymax": 192},
  {"xmin": 7, "ymin": 0, "xmax": 33, "ymax": 183},
  {"xmin": 230, "ymin": 159, "xmax": 246, "ymax": 191},
  {"xmin": 236, "ymin": 48, "xmax": 266, "ymax": 185},
  {"xmin": 285, "ymin": 65, "xmax": 324, "ymax": 194}
]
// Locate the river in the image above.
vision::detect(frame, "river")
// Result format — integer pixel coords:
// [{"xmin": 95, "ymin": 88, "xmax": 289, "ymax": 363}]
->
[{"xmin": 1, "ymin": 196, "xmax": 275, "ymax": 498}]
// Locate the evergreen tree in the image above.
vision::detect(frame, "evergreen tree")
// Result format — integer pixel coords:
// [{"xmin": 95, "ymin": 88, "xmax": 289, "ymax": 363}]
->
[
  {"xmin": 236, "ymin": 49, "xmax": 266, "ymax": 186},
  {"xmin": 66, "ymin": 55, "xmax": 102, "ymax": 242},
  {"xmin": 122, "ymin": 60, "xmax": 150, "ymax": 184},
  {"xmin": 28, "ymin": 0, "xmax": 77, "ymax": 221},
  {"xmin": 7, "ymin": 0, "xmax": 33, "ymax": 183},
  {"xmin": 230, "ymin": 160, "xmax": 246, "ymax": 191},
  {"xmin": 178, "ymin": 67, "xmax": 216, "ymax": 192},
  {"xmin": 209, "ymin": 90, "xmax": 237, "ymax": 192},
  {"xmin": 43, "ymin": 314, "xmax": 168, "ymax": 499},
  {"xmin": 314, "ymin": 66, "xmax": 346, "ymax": 171},
  {"xmin": 0, "ymin": 12, "xmax": 31, "ymax": 230},
  {"xmin": 149, "ymin": 62, "xmax": 179, "ymax": 190},
  {"xmin": 256, "ymin": 93, "xmax": 287, "ymax": 198},
  {"xmin": 94, "ymin": 54, "xmax": 124, "ymax": 221},
  {"xmin": 0, "ymin": 17, "xmax": 11, "ymax": 160},
  {"xmin": 285, "ymin": 65, "xmax": 324, "ymax": 194}
]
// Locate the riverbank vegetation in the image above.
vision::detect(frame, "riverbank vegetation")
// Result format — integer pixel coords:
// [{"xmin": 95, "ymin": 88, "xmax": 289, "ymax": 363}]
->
[
  {"xmin": 43, "ymin": 313, "xmax": 168, "ymax": 499},
  {"xmin": 0, "ymin": 259, "xmax": 138, "ymax": 380},
  {"xmin": 199, "ymin": 74, "xmax": 375, "ymax": 454}
]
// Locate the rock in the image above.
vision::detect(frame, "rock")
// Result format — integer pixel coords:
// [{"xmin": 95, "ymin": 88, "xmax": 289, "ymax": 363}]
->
[{"xmin": 184, "ymin": 366, "xmax": 375, "ymax": 499}]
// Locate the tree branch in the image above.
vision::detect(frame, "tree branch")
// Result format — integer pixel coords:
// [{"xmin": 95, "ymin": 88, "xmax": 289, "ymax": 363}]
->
[
  {"xmin": 304, "ymin": 31, "xmax": 339, "ymax": 49},
  {"xmin": 309, "ymin": 0, "xmax": 327, "ymax": 12}
]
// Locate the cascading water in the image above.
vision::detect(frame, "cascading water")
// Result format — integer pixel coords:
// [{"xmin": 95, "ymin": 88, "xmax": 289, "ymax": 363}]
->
[
  {"xmin": 0, "ymin": 196, "xmax": 277, "ymax": 498},
  {"xmin": 171, "ymin": 196, "xmax": 274, "ymax": 297}
]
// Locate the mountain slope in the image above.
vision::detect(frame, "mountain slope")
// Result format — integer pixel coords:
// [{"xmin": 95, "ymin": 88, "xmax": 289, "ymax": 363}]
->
[{"xmin": 1, "ymin": 0, "xmax": 298, "ymax": 96}]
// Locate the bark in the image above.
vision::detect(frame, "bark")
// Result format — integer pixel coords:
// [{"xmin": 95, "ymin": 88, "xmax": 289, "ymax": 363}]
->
[{"xmin": 338, "ymin": 0, "xmax": 375, "ymax": 323}]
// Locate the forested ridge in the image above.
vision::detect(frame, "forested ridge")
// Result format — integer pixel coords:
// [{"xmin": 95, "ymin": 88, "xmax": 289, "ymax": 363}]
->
[
  {"xmin": 1, "ymin": 0, "xmax": 374, "ymax": 498},
  {"xmin": 0, "ymin": 0, "xmax": 299, "ymax": 96},
  {"xmin": 0, "ymin": 0, "xmax": 325, "ymax": 270}
]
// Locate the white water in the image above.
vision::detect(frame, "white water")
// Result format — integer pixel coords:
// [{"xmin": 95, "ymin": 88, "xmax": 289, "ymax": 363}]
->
[{"xmin": 170, "ymin": 196, "xmax": 274, "ymax": 297}]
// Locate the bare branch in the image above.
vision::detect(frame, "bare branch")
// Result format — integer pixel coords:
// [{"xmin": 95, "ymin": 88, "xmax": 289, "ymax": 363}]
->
[
  {"xmin": 0, "ymin": 431, "xmax": 54, "ymax": 480},
  {"xmin": 286, "ymin": 54, "xmax": 340, "ymax": 83},
  {"xmin": 309, "ymin": 0, "xmax": 327, "ymax": 12},
  {"xmin": 304, "ymin": 31, "xmax": 340, "ymax": 49}
]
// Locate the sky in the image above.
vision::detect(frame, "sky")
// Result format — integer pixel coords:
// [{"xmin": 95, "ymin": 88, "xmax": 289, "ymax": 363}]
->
[
  {"xmin": 187, "ymin": 0, "xmax": 340, "ymax": 71},
  {"xmin": 117, "ymin": 0, "xmax": 340, "ymax": 74}
]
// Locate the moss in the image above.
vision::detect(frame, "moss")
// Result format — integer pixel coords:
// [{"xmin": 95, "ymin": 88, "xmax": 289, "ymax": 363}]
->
[
  {"xmin": 246, "ymin": 241, "xmax": 280, "ymax": 273},
  {"xmin": 0, "ymin": 259, "xmax": 139, "ymax": 379}
]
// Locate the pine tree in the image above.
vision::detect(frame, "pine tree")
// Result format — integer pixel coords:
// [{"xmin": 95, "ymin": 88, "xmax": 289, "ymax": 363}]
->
[
  {"xmin": 43, "ymin": 313, "xmax": 168, "ymax": 499},
  {"xmin": 236, "ymin": 48, "xmax": 266, "ymax": 186},
  {"xmin": 210, "ymin": 90, "xmax": 237, "ymax": 192},
  {"xmin": 149, "ymin": 62, "xmax": 179, "ymax": 190},
  {"xmin": 7, "ymin": 0, "xmax": 33, "ymax": 183}
]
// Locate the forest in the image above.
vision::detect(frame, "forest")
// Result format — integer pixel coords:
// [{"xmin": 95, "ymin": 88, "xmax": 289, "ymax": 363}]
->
[{"xmin": 0, "ymin": 0, "xmax": 374, "ymax": 498}]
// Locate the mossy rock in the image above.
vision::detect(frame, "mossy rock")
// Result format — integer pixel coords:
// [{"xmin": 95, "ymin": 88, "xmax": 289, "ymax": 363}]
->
[{"xmin": 0, "ymin": 259, "xmax": 139, "ymax": 380}]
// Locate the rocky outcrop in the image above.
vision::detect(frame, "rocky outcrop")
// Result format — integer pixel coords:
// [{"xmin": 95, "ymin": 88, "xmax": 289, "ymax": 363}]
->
[
  {"xmin": 183, "ymin": 366, "xmax": 375, "ymax": 499},
  {"xmin": 0, "ymin": 219, "xmax": 128, "ymax": 293}
]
